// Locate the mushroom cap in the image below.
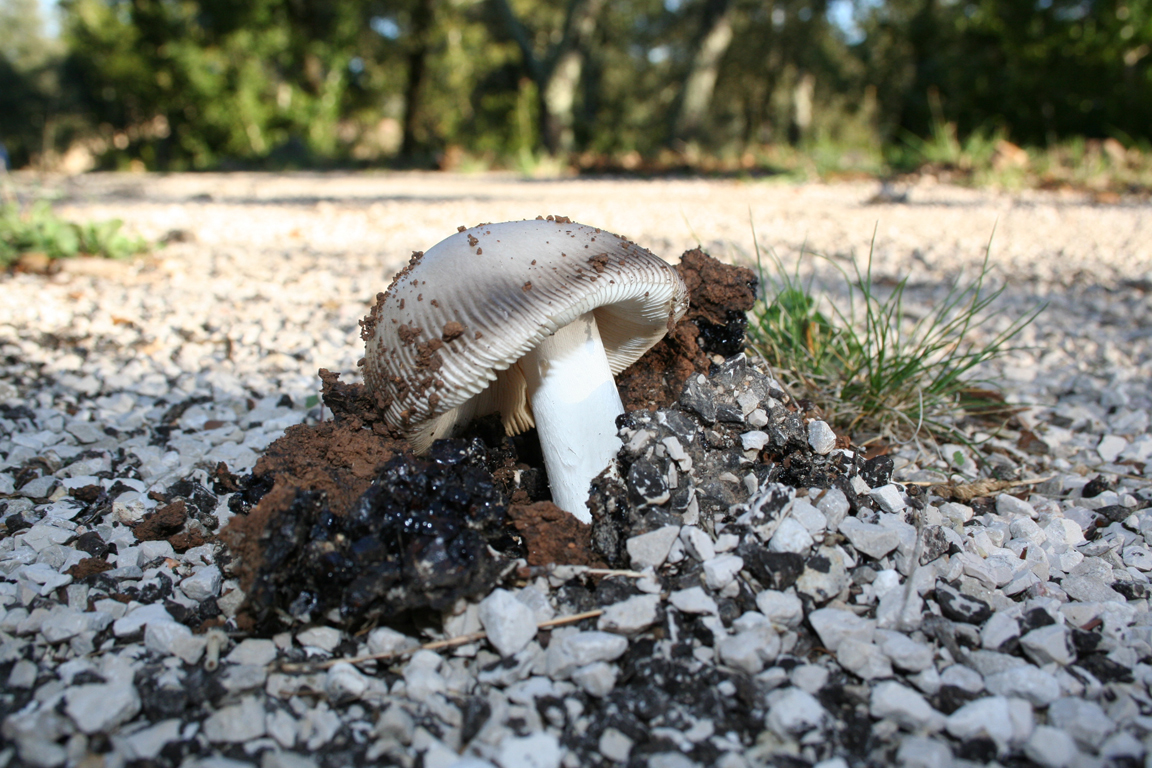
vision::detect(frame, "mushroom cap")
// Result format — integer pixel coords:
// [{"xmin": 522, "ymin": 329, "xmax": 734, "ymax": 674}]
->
[{"xmin": 362, "ymin": 218, "xmax": 689, "ymax": 451}]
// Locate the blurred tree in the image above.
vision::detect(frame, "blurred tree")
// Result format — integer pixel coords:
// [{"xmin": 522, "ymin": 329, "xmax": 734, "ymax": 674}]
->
[
  {"xmin": 399, "ymin": 0, "xmax": 435, "ymax": 159},
  {"xmin": 2, "ymin": 0, "xmax": 1147, "ymax": 170},
  {"xmin": 854, "ymin": 0, "xmax": 1152, "ymax": 144},
  {"xmin": 568, "ymin": 0, "xmax": 668, "ymax": 157},
  {"xmin": 959, "ymin": 0, "xmax": 1152, "ymax": 142},
  {"xmin": 0, "ymin": 0, "xmax": 66, "ymax": 167},
  {"xmin": 490, "ymin": 0, "xmax": 606, "ymax": 155},
  {"xmin": 669, "ymin": 0, "xmax": 735, "ymax": 146},
  {"xmin": 61, "ymin": 0, "xmax": 367, "ymax": 168},
  {"xmin": 1, "ymin": 0, "xmax": 59, "ymax": 70},
  {"xmin": 705, "ymin": 0, "xmax": 858, "ymax": 151}
]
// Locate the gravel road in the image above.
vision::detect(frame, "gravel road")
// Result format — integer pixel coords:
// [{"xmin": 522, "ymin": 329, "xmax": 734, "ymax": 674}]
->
[
  {"xmin": 33, "ymin": 171, "xmax": 1152, "ymax": 279},
  {"xmin": 3, "ymin": 172, "xmax": 1152, "ymax": 768}
]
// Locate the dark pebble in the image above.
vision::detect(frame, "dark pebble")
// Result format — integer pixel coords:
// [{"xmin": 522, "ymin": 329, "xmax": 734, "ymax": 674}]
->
[
  {"xmin": 1112, "ymin": 581, "xmax": 1151, "ymax": 600},
  {"xmin": 1096, "ymin": 505, "xmax": 1134, "ymax": 524},
  {"xmin": 3, "ymin": 513, "xmax": 30, "ymax": 534},
  {"xmin": 739, "ymin": 546, "xmax": 804, "ymax": 591},
  {"xmin": 1020, "ymin": 606, "xmax": 1057, "ymax": 633},
  {"xmin": 461, "ymin": 696, "xmax": 492, "ymax": 745},
  {"xmin": 957, "ymin": 736, "xmax": 999, "ymax": 763},
  {"xmin": 71, "ymin": 670, "xmax": 107, "ymax": 686},
  {"xmin": 932, "ymin": 684, "xmax": 982, "ymax": 715},
  {"xmin": 1070, "ymin": 627, "xmax": 1102, "ymax": 655},
  {"xmin": 72, "ymin": 530, "xmax": 110, "ymax": 558},
  {"xmin": 859, "ymin": 454, "xmax": 894, "ymax": 488},
  {"xmin": 715, "ymin": 403, "xmax": 745, "ymax": 423},
  {"xmin": 935, "ymin": 581, "xmax": 993, "ymax": 624},
  {"xmin": 626, "ymin": 458, "xmax": 670, "ymax": 507},
  {"xmin": 680, "ymin": 375, "xmax": 717, "ymax": 424},
  {"xmin": 1078, "ymin": 653, "xmax": 1135, "ymax": 683},
  {"xmin": 918, "ymin": 526, "xmax": 951, "ymax": 564},
  {"xmin": 1081, "ymin": 474, "xmax": 1114, "ymax": 498},
  {"xmin": 595, "ymin": 575, "xmax": 642, "ymax": 606}
]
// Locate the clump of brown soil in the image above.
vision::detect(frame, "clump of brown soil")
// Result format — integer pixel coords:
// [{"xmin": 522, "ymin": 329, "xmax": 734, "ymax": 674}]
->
[
  {"xmin": 67, "ymin": 557, "xmax": 114, "ymax": 579},
  {"xmin": 243, "ymin": 369, "xmax": 405, "ymax": 512},
  {"xmin": 617, "ymin": 248, "xmax": 757, "ymax": 412},
  {"xmin": 132, "ymin": 499, "xmax": 212, "ymax": 554},
  {"xmin": 227, "ymin": 439, "xmax": 515, "ymax": 631},
  {"xmin": 221, "ymin": 368, "xmax": 409, "ymax": 630},
  {"xmin": 133, "ymin": 500, "xmax": 187, "ymax": 541},
  {"xmin": 167, "ymin": 529, "xmax": 208, "ymax": 552},
  {"xmin": 508, "ymin": 501, "xmax": 606, "ymax": 568},
  {"xmin": 677, "ymin": 247, "xmax": 759, "ymax": 330}
]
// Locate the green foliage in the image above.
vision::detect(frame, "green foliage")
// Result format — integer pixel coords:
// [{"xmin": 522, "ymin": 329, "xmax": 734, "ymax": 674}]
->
[
  {"xmin": 60, "ymin": 0, "xmax": 370, "ymax": 168},
  {"xmin": 746, "ymin": 234, "xmax": 1044, "ymax": 445},
  {"xmin": 3, "ymin": 0, "xmax": 1151, "ymax": 173},
  {"xmin": 0, "ymin": 0, "xmax": 69, "ymax": 168},
  {"xmin": 855, "ymin": 0, "xmax": 1152, "ymax": 146},
  {"xmin": 0, "ymin": 201, "xmax": 149, "ymax": 267},
  {"xmin": 885, "ymin": 90, "xmax": 1006, "ymax": 174},
  {"xmin": 1027, "ymin": 136, "xmax": 1152, "ymax": 192}
]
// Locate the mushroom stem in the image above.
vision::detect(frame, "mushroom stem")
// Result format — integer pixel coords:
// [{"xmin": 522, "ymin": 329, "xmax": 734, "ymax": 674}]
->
[{"xmin": 520, "ymin": 311, "xmax": 623, "ymax": 523}]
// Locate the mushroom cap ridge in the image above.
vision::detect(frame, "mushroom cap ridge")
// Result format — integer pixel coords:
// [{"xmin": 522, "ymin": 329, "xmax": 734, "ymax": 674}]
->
[{"xmin": 363, "ymin": 218, "xmax": 689, "ymax": 451}]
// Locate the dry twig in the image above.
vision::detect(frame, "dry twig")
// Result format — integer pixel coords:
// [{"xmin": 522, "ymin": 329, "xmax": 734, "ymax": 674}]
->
[
  {"xmin": 278, "ymin": 609, "xmax": 605, "ymax": 674},
  {"xmin": 909, "ymin": 474, "xmax": 1054, "ymax": 502}
]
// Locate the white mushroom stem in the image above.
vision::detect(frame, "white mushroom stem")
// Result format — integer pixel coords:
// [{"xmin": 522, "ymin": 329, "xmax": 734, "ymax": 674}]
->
[{"xmin": 520, "ymin": 311, "xmax": 624, "ymax": 523}]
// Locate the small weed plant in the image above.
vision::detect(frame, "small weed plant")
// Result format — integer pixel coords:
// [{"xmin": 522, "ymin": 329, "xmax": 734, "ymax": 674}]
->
[
  {"xmin": 0, "ymin": 201, "xmax": 149, "ymax": 268},
  {"xmin": 746, "ymin": 231, "xmax": 1044, "ymax": 446}
]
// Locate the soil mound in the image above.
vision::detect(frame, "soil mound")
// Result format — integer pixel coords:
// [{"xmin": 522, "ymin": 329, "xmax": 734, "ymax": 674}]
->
[{"xmin": 221, "ymin": 249, "xmax": 756, "ymax": 633}]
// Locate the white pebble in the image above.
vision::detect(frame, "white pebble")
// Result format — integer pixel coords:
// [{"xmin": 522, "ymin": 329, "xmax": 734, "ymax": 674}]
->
[
  {"xmin": 769, "ymin": 517, "xmax": 814, "ymax": 554},
  {"xmin": 807, "ymin": 420, "xmax": 837, "ymax": 454},
  {"xmin": 478, "ymin": 589, "xmax": 538, "ymax": 658},
  {"xmin": 669, "ymin": 586, "xmax": 718, "ymax": 615},
  {"xmin": 625, "ymin": 525, "xmax": 681, "ymax": 570},
  {"xmin": 741, "ymin": 431, "xmax": 770, "ymax": 451}
]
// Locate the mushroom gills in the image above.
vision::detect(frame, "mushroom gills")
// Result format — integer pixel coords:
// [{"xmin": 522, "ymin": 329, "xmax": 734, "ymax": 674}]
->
[
  {"xmin": 408, "ymin": 364, "xmax": 533, "ymax": 452},
  {"xmin": 519, "ymin": 311, "xmax": 623, "ymax": 523}
]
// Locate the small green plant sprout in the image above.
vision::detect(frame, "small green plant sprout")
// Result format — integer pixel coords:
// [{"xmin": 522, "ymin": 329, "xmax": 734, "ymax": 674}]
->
[
  {"xmin": 745, "ymin": 227, "xmax": 1044, "ymax": 447},
  {"xmin": 0, "ymin": 200, "xmax": 150, "ymax": 269}
]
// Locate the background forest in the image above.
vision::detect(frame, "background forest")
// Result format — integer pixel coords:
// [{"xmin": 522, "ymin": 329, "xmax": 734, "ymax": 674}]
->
[{"xmin": 1, "ymin": 0, "xmax": 1149, "ymax": 182}]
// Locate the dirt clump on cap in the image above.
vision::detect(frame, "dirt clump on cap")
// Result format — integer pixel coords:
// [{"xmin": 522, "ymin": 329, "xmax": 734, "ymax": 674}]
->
[{"xmin": 617, "ymin": 248, "xmax": 757, "ymax": 412}]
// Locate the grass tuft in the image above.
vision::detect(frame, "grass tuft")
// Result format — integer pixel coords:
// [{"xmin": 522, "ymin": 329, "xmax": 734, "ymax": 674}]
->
[
  {"xmin": 745, "ymin": 229, "xmax": 1044, "ymax": 447},
  {"xmin": 0, "ymin": 200, "xmax": 150, "ymax": 268}
]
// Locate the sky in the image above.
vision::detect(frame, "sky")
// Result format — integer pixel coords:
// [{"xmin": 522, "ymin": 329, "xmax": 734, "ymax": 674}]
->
[{"xmin": 38, "ymin": 0, "xmax": 59, "ymax": 38}]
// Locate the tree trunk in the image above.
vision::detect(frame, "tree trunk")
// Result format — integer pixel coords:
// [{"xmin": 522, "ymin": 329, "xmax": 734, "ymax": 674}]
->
[
  {"xmin": 788, "ymin": 71, "xmax": 814, "ymax": 146},
  {"xmin": 670, "ymin": 0, "xmax": 734, "ymax": 146},
  {"xmin": 400, "ymin": 0, "xmax": 435, "ymax": 159},
  {"xmin": 492, "ymin": 0, "xmax": 604, "ymax": 156},
  {"xmin": 900, "ymin": 0, "xmax": 940, "ymax": 136}
]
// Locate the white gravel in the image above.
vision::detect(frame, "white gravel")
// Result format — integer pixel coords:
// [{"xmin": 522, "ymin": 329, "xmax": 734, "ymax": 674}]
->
[{"xmin": 3, "ymin": 171, "xmax": 1152, "ymax": 768}]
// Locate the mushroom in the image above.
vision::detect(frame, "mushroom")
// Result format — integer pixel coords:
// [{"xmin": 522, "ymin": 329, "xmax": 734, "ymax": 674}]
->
[{"xmin": 361, "ymin": 218, "xmax": 689, "ymax": 522}]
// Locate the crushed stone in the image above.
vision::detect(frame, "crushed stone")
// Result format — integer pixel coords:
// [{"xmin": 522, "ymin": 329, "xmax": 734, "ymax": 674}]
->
[{"xmin": 2, "ymin": 173, "xmax": 1152, "ymax": 768}]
